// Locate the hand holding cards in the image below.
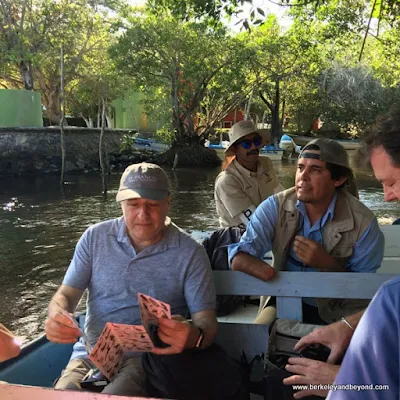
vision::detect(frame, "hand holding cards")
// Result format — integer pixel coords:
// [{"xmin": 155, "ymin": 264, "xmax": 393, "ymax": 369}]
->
[
  {"xmin": 138, "ymin": 292, "xmax": 171, "ymax": 348},
  {"xmin": 88, "ymin": 293, "xmax": 171, "ymax": 381}
]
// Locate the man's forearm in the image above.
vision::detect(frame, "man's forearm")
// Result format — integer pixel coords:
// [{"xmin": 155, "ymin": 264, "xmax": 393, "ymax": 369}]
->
[
  {"xmin": 48, "ymin": 286, "xmax": 82, "ymax": 316},
  {"xmin": 231, "ymin": 252, "xmax": 275, "ymax": 281},
  {"xmin": 344, "ymin": 310, "xmax": 364, "ymax": 331},
  {"xmin": 192, "ymin": 318, "xmax": 218, "ymax": 349}
]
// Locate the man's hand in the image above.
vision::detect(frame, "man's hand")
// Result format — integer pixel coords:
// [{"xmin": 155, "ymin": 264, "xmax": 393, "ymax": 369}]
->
[
  {"xmin": 231, "ymin": 252, "xmax": 276, "ymax": 281},
  {"xmin": 151, "ymin": 315, "xmax": 199, "ymax": 355},
  {"xmin": 294, "ymin": 321, "xmax": 353, "ymax": 364},
  {"xmin": 0, "ymin": 324, "xmax": 21, "ymax": 362},
  {"xmin": 45, "ymin": 286, "xmax": 84, "ymax": 344},
  {"xmin": 45, "ymin": 312, "xmax": 81, "ymax": 344},
  {"xmin": 293, "ymin": 236, "xmax": 343, "ymax": 271},
  {"xmin": 283, "ymin": 357, "xmax": 340, "ymax": 399}
]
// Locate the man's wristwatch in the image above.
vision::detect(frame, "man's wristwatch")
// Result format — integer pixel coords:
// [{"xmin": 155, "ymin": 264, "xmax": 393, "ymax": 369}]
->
[{"xmin": 194, "ymin": 327, "xmax": 205, "ymax": 348}]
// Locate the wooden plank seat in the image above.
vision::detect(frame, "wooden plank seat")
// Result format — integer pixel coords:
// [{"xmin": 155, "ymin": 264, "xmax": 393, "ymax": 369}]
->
[
  {"xmin": 216, "ymin": 224, "xmax": 400, "ymax": 323},
  {"xmin": 214, "ymin": 225, "xmax": 400, "ymax": 376},
  {"xmin": 213, "ymin": 270, "xmax": 398, "ymax": 397}
]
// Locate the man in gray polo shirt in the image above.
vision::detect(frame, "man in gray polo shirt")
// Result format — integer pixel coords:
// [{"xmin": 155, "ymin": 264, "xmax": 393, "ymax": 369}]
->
[{"xmin": 44, "ymin": 163, "xmax": 221, "ymax": 397}]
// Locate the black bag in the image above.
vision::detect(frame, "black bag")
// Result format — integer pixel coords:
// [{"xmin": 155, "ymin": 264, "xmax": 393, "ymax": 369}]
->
[
  {"xmin": 264, "ymin": 319, "xmax": 325, "ymax": 400},
  {"xmin": 202, "ymin": 227, "xmax": 246, "ymax": 316},
  {"xmin": 142, "ymin": 343, "xmax": 250, "ymax": 400}
]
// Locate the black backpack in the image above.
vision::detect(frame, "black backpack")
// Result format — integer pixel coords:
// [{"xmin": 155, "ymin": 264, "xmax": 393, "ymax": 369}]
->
[
  {"xmin": 142, "ymin": 343, "xmax": 250, "ymax": 400},
  {"xmin": 202, "ymin": 227, "xmax": 246, "ymax": 316}
]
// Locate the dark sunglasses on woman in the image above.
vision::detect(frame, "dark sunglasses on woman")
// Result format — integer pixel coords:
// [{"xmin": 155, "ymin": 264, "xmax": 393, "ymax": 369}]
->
[{"xmin": 238, "ymin": 135, "xmax": 263, "ymax": 149}]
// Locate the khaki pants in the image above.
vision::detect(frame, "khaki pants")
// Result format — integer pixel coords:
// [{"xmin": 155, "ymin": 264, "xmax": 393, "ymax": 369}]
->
[
  {"xmin": 254, "ymin": 305, "xmax": 276, "ymax": 324},
  {"xmin": 253, "ymin": 295, "xmax": 276, "ymax": 325},
  {"xmin": 55, "ymin": 356, "xmax": 147, "ymax": 396}
]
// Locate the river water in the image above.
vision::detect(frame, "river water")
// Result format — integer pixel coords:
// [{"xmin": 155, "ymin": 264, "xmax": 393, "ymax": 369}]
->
[{"xmin": 0, "ymin": 161, "xmax": 398, "ymax": 344}]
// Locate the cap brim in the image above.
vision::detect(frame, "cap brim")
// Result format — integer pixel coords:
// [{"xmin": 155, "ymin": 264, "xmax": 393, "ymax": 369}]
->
[
  {"xmin": 224, "ymin": 128, "xmax": 270, "ymax": 155},
  {"xmin": 116, "ymin": 188, "xmax": 169, "ymax": 202}
]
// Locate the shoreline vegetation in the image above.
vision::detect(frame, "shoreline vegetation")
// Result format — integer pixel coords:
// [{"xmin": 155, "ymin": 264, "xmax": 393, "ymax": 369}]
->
[{"xmin": 0, "ymin": 127, "xmax": 222, "ymax": 177}]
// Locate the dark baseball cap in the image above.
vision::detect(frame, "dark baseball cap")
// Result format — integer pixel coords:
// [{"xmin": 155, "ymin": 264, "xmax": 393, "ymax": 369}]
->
[
  {"xmin": 299, "ymin": 138, "xmax": 358, "ymax": 198},
  {"xmin": 116, "ymin": 163, "xmax": 170, "ymax": 202},
  {"xmin": 299, "ymin": 138, "xmax": 350, "ymax": 169}
]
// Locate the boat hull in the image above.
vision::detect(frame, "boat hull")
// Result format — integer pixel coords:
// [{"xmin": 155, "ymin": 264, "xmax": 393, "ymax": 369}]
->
[{"xmin": 0, "ymin": 334, "xmax": 73, "ymax": 388}]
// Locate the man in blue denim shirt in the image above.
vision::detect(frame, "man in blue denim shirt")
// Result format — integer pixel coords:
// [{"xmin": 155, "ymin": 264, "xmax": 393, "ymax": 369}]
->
[
  {"xmin": 228, "ymin": 138, "xmax": 384, "ymax": 325},
  {"xmin": 291, "ymin": 109, "xmax": 400, "ymax": 400}
]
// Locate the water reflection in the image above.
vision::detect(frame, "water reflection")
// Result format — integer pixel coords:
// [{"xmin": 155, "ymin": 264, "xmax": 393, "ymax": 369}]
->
[{"xmin": 0, "ymin": 162, "xmax": 398, "ymax": 343}]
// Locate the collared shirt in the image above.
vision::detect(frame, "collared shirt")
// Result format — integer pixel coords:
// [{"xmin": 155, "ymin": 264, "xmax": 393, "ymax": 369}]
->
[
  {"xmin": 285, "ymin": 196, "xmax": 338, "ymax": 305},
  {"xmin": 228, "ymin": 193, "xmax": 384, "ymax": 279},
  {"xmin": 214, "ymin": 157, "xmax": 281, "ymax": 228},
  {"xmin": 64, "ymin": 217, "xmax": 216, "ymax": 359},
  {"xmin": 327, "ymin": 276, "xmax": 400, "ymax": 400}
]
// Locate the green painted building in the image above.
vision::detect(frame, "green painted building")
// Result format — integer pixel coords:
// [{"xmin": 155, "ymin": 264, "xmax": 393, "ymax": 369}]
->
[
  {"xmin": 0, "ymin": 89, "xmax": 43, "ymax": 127},
  {"xmin": 111, "ymin": 92, "xmax": 163, "ymax": 132}
]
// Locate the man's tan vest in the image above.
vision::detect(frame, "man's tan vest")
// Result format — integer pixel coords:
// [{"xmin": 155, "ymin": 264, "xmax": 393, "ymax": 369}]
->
[{"xmin": 268, "ymin": 187, "xmax": 376, "ymax": 323}]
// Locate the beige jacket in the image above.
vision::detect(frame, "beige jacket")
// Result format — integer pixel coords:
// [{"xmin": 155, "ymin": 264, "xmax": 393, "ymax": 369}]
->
[
  {"xmin": 214, "ymin": 157, "xmax": 281, "ymax": 228},
  {"xmin": 263, "ymin": 187, "xmax": 378, "ymax": 323}
]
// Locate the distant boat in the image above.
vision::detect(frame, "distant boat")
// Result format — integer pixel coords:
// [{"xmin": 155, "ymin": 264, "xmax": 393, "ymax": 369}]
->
[
  {"xmin": 279, "ymin": 134, "xmax": 302, "ymax": 152},
  {"xmin": 279, "ymin": 134, "xmax": 301, "ymax": 160},
  {"xmin": 132, "ymin": 137, "xmax": 170, "ymax": 152},
  {"xmin": 260, "ymin": 145, "xmax": 284, "ymax": 161}
]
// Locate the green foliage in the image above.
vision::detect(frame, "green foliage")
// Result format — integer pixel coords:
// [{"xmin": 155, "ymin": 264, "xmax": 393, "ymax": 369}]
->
[
  {"xmin": 317, "ymin": 64, "xmax": 400, "ymax": 135},
  {"xmin": 120, "ymin": 133, "xmax": 136, "ymax": 152},
  {"xmin": 110, "ymin": 12, "xmax": 250, "ymax": 144},
  {"xmin": 119, "ymin": 133, "xmax": 137, "ymax": 152},
  {"xmin": 0, "ymin": 0, "xmax": 122, "ymax": 122},
  {"xmin": 147, "ymin": 0, "xmax": 252, "ymax": 23},
  {"xmin": 1, "ymin": 0, "xmax": 398, "ymax": 141},
  {"xmin": 153, "ymin": 126, "xmax": 175, "ymax": 145}
]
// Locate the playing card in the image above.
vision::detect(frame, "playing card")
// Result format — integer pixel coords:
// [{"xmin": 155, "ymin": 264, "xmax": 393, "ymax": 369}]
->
[
  {"xmin": 82, "ymin": 294, "xmax": 172, "ymax": 381},
  {"xmin": 137, "ymin": 292, "xmax": 171, "ymax": 344},
  {"xmin": 88, "ymin": 322, "xmax": 154, "ymax": 380},
  {"xmin": 107, "ymin": 323, "xmax": 153, "ymax": 352},
  {"xmin": 89, "ymin": 324, "xmax": 124, "ymax": 381}
]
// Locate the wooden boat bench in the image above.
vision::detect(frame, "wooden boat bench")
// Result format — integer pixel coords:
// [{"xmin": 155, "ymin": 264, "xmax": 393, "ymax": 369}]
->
[{"xmin": 214, "ymin": 224, "xmax": 400, "ymax": 376}]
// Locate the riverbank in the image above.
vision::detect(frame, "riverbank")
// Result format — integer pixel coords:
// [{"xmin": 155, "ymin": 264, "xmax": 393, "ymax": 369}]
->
[
  {"xmin": 0, "ymin": 127, "xmax": 166, "ymax": 176},
  {"xmin": 0, "ymin": 128, "xmax": 222, "ymax": 175}
]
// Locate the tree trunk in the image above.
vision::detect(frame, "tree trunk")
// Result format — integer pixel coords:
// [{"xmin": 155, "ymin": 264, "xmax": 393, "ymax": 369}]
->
[
  {"xmin": 270, "ymin": 79, "xmax": 281, "ymax": 146},
  {"xmin": 43, "ymin": 87, "xmax": 61, "ymax": 125},
  {"xmin": 19, "ymin": 60, "xmax": 34, "ymax": 90},
  {"xmin": 60, "ymin": 45, "xmax": 66, "ymax": 185},
  {"xmin": 262, "ymin": 110, "xmax": 266, "ymax": 127},
  {"xmin": 99, "ymin": 97, "xmax": 107, "ymax": 194},
  {"xmin": 35, "ymin": 69, "xmax": 61, "ymax": 124},
  {"xmin": 244, "ymin": 89, "xmax": 253, "ymax": 121},
  {"xmin": 281, "ymin": 99, "xmax": 286, "ymax": 129},
  {"xmin": 105, "ymin": 114, "xmax": 112, "ymax": 128},
  {"xmin": 81, "ymin": 114, "xmax": 93, "ymax": 127}
]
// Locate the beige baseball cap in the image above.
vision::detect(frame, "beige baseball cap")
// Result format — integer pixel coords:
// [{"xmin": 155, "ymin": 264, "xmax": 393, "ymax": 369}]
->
[
  {"xmin": 225, "ymin": 120, "xmax": 271, "ymax": 155},
  {"xmin": 116, "ymin": 162, "xmax": 170, "ymax": 202}
]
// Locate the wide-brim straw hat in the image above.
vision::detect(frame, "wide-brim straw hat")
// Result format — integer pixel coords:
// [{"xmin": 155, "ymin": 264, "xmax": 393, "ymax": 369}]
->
[{"xmin": 225, "ymin": 120, "xmax": 271, "ymax": 156}]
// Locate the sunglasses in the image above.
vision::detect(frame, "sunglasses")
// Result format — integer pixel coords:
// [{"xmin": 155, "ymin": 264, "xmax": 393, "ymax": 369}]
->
[{"xmin": 238, "ymin": 135, "xmax": 263, "ymax": 149}]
